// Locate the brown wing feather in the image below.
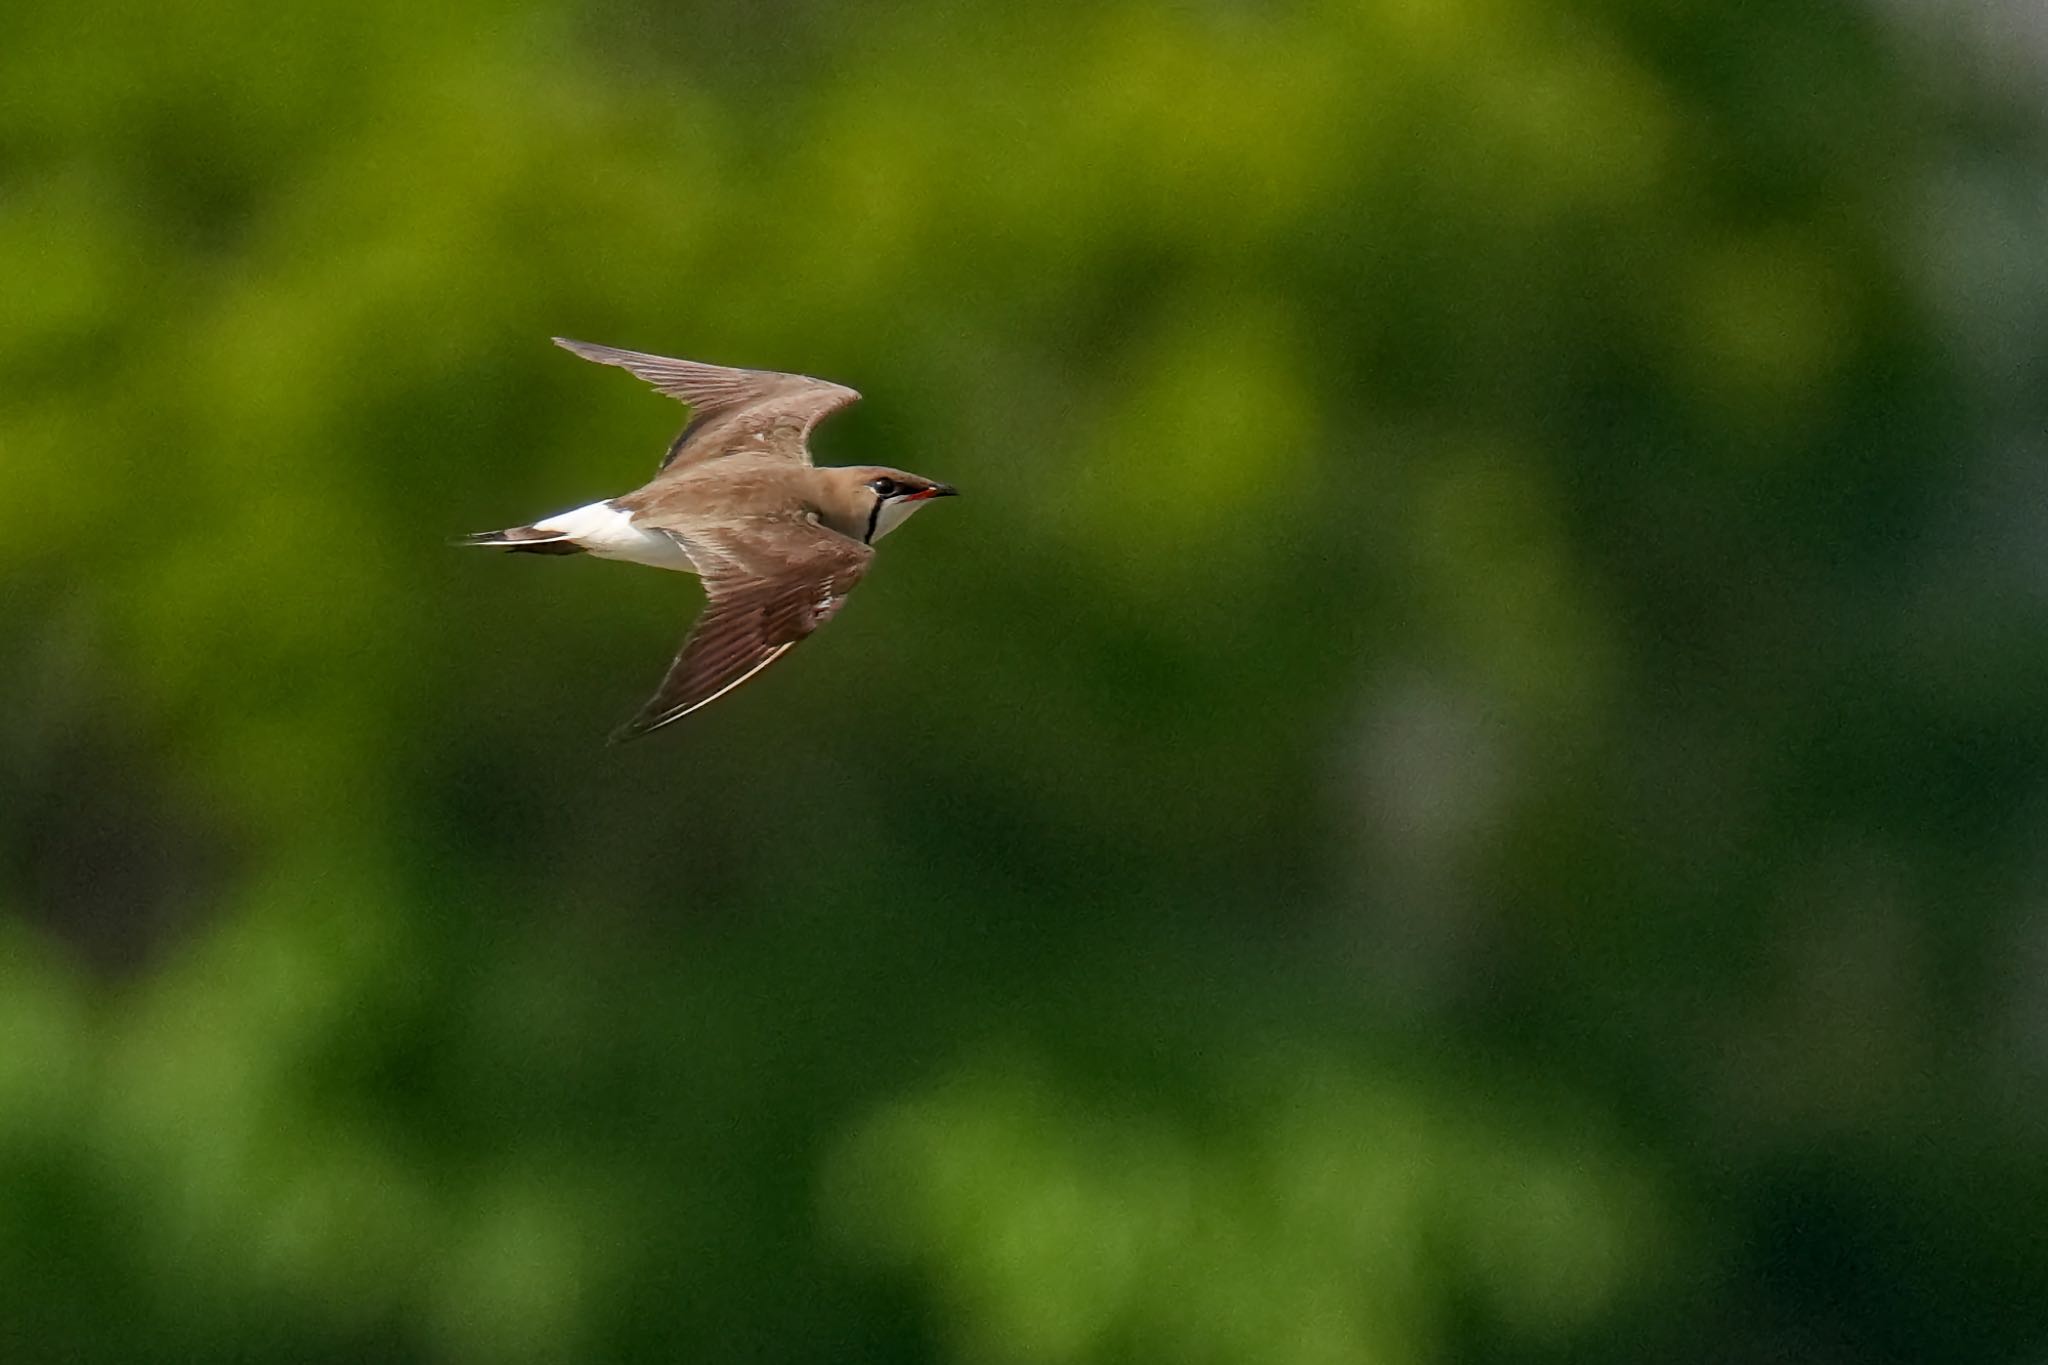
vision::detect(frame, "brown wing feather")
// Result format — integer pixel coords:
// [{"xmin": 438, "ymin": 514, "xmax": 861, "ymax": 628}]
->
[
  {"xmin": 610, "ymin": 524, "xmax": 872, "ymax": 741},
  {"xmin": 552, "ymin": 338, "xmax": 860, "ymax": 472}
]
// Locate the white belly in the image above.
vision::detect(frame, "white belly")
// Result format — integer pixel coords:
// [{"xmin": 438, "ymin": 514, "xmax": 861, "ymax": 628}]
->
[{"xmin": 534, "ymin": 501, "xmax": 697, "ymax": 572}]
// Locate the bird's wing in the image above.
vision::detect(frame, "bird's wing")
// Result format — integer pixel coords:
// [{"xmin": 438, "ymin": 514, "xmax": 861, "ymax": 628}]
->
[
  {"xmin": 553, "ymin": 337, "xmax": 860, "ymax": 472},
  {"xmin": 611, "ymin": 519, "xmax": 874, "ymax": 741}
]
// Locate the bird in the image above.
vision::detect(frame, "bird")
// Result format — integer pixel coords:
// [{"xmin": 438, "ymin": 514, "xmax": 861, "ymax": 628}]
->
[{"xmin": 461, "ymin": 338, "xmax": 958, "ymax": 741}]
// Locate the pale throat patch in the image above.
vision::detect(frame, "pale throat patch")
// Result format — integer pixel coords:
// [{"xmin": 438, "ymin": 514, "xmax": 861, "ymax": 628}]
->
[
  {"xmin": 870, "ymin": 496, "xmax": 929, "ymax": 542},
  {"xmin": 533, "ymin": 500, "xmax": 697, "ymax": 572}
]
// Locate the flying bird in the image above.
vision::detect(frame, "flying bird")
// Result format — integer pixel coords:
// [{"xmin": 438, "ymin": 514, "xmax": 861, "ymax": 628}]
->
[{"xmin": 462, "ymin": 338, "xmax": 958, "ymax": 741}]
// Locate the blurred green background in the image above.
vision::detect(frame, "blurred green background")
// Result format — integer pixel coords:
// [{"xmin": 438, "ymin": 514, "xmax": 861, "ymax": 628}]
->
[{"xmin": 6, "ymin": 0, "xmax": 2048, "ymax": 1360}]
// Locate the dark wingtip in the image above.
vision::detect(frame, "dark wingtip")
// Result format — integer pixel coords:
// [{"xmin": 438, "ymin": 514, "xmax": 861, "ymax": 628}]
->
[
  {"xmin": 607, "ymin": 702, "xmax": 697, "ymax": 745},
  {"xmin": 606, "ymin": 704, "xmax": 667, "ymax": 745},
  {"xmin": 606, "ymin": 718, "xmax": 656, "ymax": 746},
  {"xmin": 552, "ymin": 336, "xmax": 610, "ymax": 362}
]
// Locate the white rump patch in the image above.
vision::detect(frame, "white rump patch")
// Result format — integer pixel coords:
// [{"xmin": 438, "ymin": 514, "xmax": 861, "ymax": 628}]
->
[{"xmin": 534, "ymin": 501, "xmax": 696, "ymax": 572}]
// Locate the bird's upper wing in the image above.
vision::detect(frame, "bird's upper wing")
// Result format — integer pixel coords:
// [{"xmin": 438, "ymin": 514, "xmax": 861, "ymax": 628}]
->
[
  {"xmin": 611, "ymin": 519, "xmax": 874, "ymax": 741},
  {"xmin": 553, "ymin": 337, "xmax": 860, "ymax": 472}
]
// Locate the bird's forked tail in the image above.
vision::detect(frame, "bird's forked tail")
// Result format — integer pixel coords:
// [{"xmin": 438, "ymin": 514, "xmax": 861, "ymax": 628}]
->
[{"xmin": 455, "ymin": 525, "xmax": 586, "ymax": 555}]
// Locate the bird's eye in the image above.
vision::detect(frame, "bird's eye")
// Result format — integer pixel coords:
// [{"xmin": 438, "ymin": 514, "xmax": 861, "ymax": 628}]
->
[{"xmin": 870, "ymin": 477, "xmax": 898, "ymax": 497}]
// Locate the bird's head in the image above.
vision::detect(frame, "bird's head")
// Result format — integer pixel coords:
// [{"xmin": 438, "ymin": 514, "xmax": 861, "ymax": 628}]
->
[{"xmin": 842, "ymin": 466, "xmax": 960, "ymax": 543}]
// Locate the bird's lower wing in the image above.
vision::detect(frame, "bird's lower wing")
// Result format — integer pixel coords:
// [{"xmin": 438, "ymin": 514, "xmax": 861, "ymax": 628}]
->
[{"xmin": 610, "ymin": 526, "xmax": 872, "ymax": 741}]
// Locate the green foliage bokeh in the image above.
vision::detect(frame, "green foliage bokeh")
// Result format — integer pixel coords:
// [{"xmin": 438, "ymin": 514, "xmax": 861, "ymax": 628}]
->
[{"xmin": 4, "ymin": 0, "xmax": 2046, "ymax": 1361}]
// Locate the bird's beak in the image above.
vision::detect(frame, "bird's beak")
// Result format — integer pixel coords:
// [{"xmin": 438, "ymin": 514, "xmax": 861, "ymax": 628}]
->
[{"xmin": 913, "ymin": 483, "xmax": 959, "ymax": 500}]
